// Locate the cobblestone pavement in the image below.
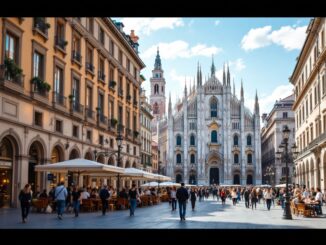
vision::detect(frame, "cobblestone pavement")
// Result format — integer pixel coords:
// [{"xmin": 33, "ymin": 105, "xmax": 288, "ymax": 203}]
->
[{"xmin": 1, "ymin": 197, "xmax": 325, "ymax": 229}]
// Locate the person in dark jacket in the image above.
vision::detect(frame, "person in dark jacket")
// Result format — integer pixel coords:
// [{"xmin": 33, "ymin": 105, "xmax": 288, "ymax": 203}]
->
[
  {"xmin": 244, "ymin": 188, "xmax": 250, "ymax": 208},
  {"xmin": 19, "ymin": 184, "xmax": 32, "ymax": 223},
  {"xmin": 190, "ymin": 187, "xmax": 197, "ymax": 211},
  {"xmin": 99, "ymin": 184, "xmax": 110, "ymax": 215},
  {"xmin": 128, "ymin": 183, "xmax": 139, "ymax": 216},
  {"xmin": 176, "ymin": 183, "xmax": 189, "ymax": 221}
]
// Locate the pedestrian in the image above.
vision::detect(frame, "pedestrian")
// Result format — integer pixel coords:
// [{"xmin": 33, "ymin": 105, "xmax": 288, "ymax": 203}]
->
[
  {"xmin": 250, "ymin": 188, "xmax": 257, "ymax": 210},
  {"xmin": 128, "ymin": 183, "xmax": 139, "ymax": 216},
  {"xmin": 176, "ymin": 183, "xmax": 189, "ymax": 221},
  {"xmin": 264, "ymin": 188, "xmax": 272, "ymax": 211},
  {"xmin": 220, "ymin": 188, "xmax": 226, "ymax": 205},
  {"xmin": 71, "ymin": 186, "xmax": 82, "ymax": 217},
  {"xmin": 18, "ymin": 184, "xmax": 32, "ymax": 223},
  {"xmin": 190, "ymin": 187, "xmax": 197, "ymax": 211},
  {"xmin": 55, "ymin": 181, "xmax": 68, "ymax": 220},
  {"xmin": 99, "ymin": 184, "xmax": 110, "ymax": 215},
  {"xmin": 244, "ymin": 188, "xmax": 250, "ymax": 208},
  {"xmin": 170, "ymin": 186, "xmax": 177, "ymax": 211}
]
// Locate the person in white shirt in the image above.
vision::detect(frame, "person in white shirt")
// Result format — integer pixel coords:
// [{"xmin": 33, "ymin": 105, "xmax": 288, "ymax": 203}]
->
[
  {"xmin": 170, "ymin": 186, "xmax": 177, "ymax": 211},
  {"xmin": 264, "ymin": 188, "xmax": 273, "ymax": 210},
  {"xmin": 315, "ymin": 187, "xmax": 323, "ymax": 215},
  {"xmin": 80, "ymin": 189, "xmax": 90, "ymax": 200}
]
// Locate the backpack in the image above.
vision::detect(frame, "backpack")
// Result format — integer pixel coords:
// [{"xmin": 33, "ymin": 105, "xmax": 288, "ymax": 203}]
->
[{"xmin": 100, "ymin": 189, "xmax": 109, "ymax": 200}]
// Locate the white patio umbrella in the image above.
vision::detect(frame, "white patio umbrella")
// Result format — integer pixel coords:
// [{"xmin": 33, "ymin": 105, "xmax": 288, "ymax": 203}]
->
[
  {"xmin": 141, "ymin": 182, "xmax": 159, "ymax": 187},
  {"xmin": 159, "ymin": 182, "xmax": 181, "ymax": 187}
]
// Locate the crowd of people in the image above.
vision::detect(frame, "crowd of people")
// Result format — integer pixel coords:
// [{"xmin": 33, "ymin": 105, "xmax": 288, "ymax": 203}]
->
[{"xmin": 18, "ymin": 182, "xmax": 326, "ymax": 223}]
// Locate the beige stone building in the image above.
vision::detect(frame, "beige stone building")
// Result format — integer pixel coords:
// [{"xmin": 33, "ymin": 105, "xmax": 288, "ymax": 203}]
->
[
  {"xmin": 0, "ymin": 17, "xmax": 145, "ymax": 208},
  {"xmin": 290, "ymin": 17, "xmax": 326, "ymax": 191},
  {"xmin": 151, "ymin": 139, "xmax": 159, "ymax": 173},
  {"xmin": 140, "ymin": 85, "xmax": 153, "ymax": 172},
  {"xmin": 261, "ymin": 95, "xmax": 295, "ymax": 186}
]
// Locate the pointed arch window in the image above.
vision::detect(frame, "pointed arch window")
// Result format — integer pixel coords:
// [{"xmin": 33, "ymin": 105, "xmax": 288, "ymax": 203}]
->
[
  {"xmin": 211, "ymin": 130, "xmax": 217, "ymax": 143},
  {"xmin": 190, "ymin": 134, "xmax": 195, "ymax": 146},
  {"xmin": 210, "ymin": 97, "xmax": 218, "ymax": 118},
  {"xmin": 190, "ymin": 154, "xmax": 195, "ymax": 164},
  {"xmin": 154, "ymin": 84, "xmax": 159, "ymax": 94},
  {"xmin": 247, "ymin": 135, "xmax": 252, "ymax": 146},
  {"xmin": 233, "ymin": 135, "xmax": 238, "ymax": 146},
  {"xmin": 176, "ymin": 153, "xmax": 181, "ymax": 164},
  {"xmin": 234, "ymin": 154, "xmax": 239, "ymax": 164},
  {"xmin": 153, "ymin": 102, "xmax": 159, "ymax": 114},
  {"xmin": 176, "ymin": 135, "xmax": 182, "ymax": 146},
  {"xmin": 247, "ymin": 153, "xmax": 252, "ymax": 164}
]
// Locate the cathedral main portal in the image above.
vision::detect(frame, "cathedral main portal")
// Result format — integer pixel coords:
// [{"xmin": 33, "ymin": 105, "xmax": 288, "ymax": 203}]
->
[{"xmin": 209, "ymin": 167, "xmax": 219, "ymax": 185}]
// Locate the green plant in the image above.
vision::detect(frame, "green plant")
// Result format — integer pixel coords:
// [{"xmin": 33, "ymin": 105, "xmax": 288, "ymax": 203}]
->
[
  {"xmin": 111, "ymin": 118, "xmax": 118, "ymax": 125},
  {"xmin": 96, "ymin": 107, "xmax": 101, "ymax": 111},
  {"xmin": 140, "ymin": 74, "xmax": 146, "ymax": 81},
  {"xmin": 63, "ymin": 40, "xmax": 68, "ymax": 46},
  {"xmin": 109, "ymin": 80, "xmax": 116, "ymax": 88},
  {"xmin": 4, "ymin": 57, "xmax": 22, "ymax": 79},
  {"xmin": 30, "ymin": 76, "xmax": 51, "ymax": 92},
  {"xmin": 134, "ymin": 131, "xmax": 139, "ymax": 137},
  {"xmin": 68, "ymin": 94, "xmax": 75, "ymax": 100}
]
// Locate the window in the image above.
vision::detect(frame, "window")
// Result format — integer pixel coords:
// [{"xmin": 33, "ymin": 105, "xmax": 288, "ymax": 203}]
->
[
  {"xmin": 134, "ymin": 67, "xmax": 137, "ymax": 79},
  {"xmin": 98, "ymin": 57, "xmax": 105, "ymax": 81},
  {"xmin": 323, "ymin": 115, "xmax": 326, "ymax": 133},
  {"xmin": 126, "ymin": 110, "xmax": 130, "ymax": 128},
  {"xmin": 127, "ymin": 144, "xmax": 129, "ymax": 154},
  {"xmin": 154, "ymin": 84, "xmax": 159, "ymax": 94},
  {"xmin": 110, "ymin": 40, "xmax": 114, "ymax": 56},
  {"xmin": 109, "ymin": 66, "xmax": 114, "ymax": 83},
  {"xmin": 133, "ymin": 114, "xmax": 137, "ymax": 131},
  {"xmin": 87, "ymin": 18, "xmax": 94, "ymax": 34},
  {"xmin": 118, "ymin": 75, "xmax": 123, "ymax": 96},
  {"xmin": 322, "ymin": 30, "xmax": 325, "ymax": 49},
  {"xmin": 306, "ymin": 100, "xmax": 309, "ymax": 117},
  {"xmin": 127, "ymin": 59, "xmax": 130, "ymax": 72},
  {"xmin": 72, "ymin": 125, "xmax": 78, "ymax": 138},
  {"xmin": 282, "ymin": 167, "xmax": 289, "ymax": 176},
  {"xmin": 55, "ymin": 20, "xmax": 65, "ymax": 49},
  {"xmin": 99, "ymin": 135, "xmax": 104, "ymax": 145},
  {"xmin": 34, "ymin": 111, "xmax": 43, "ymax": 127},
  {"xmin": 153, "ymin": 102, "xmax": 159, "ymax": 115},
  {"xmin": 86, "ymin": 46, "xmax": 93, "ymax": 71},
  {"xmin": 118, "ymin": 105, "xmax": 123, "ymax": 125},
  {"xmin": 233, "ymin": 135, "xmax": 238, "ymax": 146},
  {"xmin": 99, "ymin": 27, "xmax": 105, "ymax": 45},
  {"xmin": 118, "ymin": 49, "xmax": 123, "ymax": 64},
  {"xmin": 234, "ymin": 154, "xmax": 239, "ymax": 164},
  {"xmin": 190, "ymin": 134, "xmax": 195, "ymax": 146},
  {"xmin": 210, "ymin": 98, "xmax": 218, "ymax": 118},
  {"xmin": 211, "ymin": 130, "xmax": 217, "ymax": 143},
  {"xmin": 176, "ymin": 135, "xmax": 182, "ymax": 146},
  {"xmin": 110, "ymin": 138, "xmax": 114, "ymax": 148},
  {"xmin": 190, "ymin": 154, "xmax": 195, "ymax": 164},
  {"xmin": 176, "ymin": 154, "xmax": 181, "ymax": 164},
  {"xmin": 54, "ymin": 66, "xmax": 63, "ymax": 100},
  {"xmin": 247, "ymin": 135, "xmax": 252, "ymax": 146},
  {"xmin": 247, "ymin": 154, "xmax": 252, "ymax": 164},
  {"xmin": 98, "ymin": 92, "xmax": 104, "ymax": 113},
  {"xmin": 127, "ymin": 81, "xmax": 130, "ymax": 98},
  {"xmin": 133, "ymin": 146, "xmax": 136, "ymax": 155},
  {"xmin": 72, "ymin": 33, "xmax": 81, "ymax": 59},
  {"xmin": 33, "ymin": 51, "xmax": 44, "ymax": 79},
  {"xmin": 162, "ymin": 86, "xmax": 164, "ymax": 93},
  {"xmin": 72, "ymin": 77, "xmax": 80, "ymax": 106},
  {"xmin": 323, "ymin": 74, "xmax": 326, "ymax": 96},
  {"xmin": 315, "ymin": 86, "xmax": 318, "ymax": 106},
  {"xmin": 86, "ymin": 130, "xmax": 92, "ymax": 141},
  {"xmin": 55, "ymin": 120, "xmax": 62, "ymax": 133},
  {"xmin": 86, "ymin": 86, "xmax": 93, "ymax": 111},
  {"xmin": 283, "ymin": 112, "xmax": 288, "ymax": 119},
  {"xmin": 5, "ymin": 32, "xmax": 18, "ymax": 62}
]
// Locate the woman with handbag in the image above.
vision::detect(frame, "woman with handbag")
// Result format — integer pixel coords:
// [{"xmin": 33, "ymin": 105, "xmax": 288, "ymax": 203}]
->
[{"xmin": 19, "ymin": 184, "xmax": 32, "ymax": 223}]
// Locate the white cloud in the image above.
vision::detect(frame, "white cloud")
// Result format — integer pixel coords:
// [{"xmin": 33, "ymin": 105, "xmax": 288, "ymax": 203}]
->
[
  {"xmin": 241, "ymin": 25, "xmax": 307, "ymax": 51},
  {"xmin": 141, "ymin": 41, "xmax": 222, "ymax": 60},
  {"xmin": 241, "ymin": 26, "xmax": 273, "ymax": 51},
  {"xmin": 169, "ymin": 69, "xmax": 193, "ymax": 89},
  {"xmin": 259, "ymin": 84, "xmax": 294, "ymax": 114},
  {"xmin": 214, "ymin": 20, "xmax": 220, "ymax": 26},
  {"xmin": 188, "ymin": 19, "xmax": 195, "ymax": 27},
  {"xmin": 269, "ymin": 26, "xmax": 307, "ymax": 50},
  {"xmin": 230, "ymin": 58, "xmax": 246, "ymax": 72},
  {"xmin": 119, "ymin": 18, "xmax": 184, "ymax": 36}
]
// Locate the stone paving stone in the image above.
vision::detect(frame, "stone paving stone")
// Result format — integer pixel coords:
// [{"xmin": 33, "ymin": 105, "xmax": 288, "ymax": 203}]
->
[{"xmin": 0, "ymin": 197, "xmax": 325, "ymax": 229}]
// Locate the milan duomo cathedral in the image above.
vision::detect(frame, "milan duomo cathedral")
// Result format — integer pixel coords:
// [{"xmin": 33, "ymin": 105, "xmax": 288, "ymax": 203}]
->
[{"xmin": 150, "ymin": 49, "xmax": 262, "ymax": 186}]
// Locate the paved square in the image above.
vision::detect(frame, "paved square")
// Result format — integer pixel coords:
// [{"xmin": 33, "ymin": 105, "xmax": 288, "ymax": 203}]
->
[{"xmin": 1, "ymin": 197, "xmax": 325, "ymax": 229}]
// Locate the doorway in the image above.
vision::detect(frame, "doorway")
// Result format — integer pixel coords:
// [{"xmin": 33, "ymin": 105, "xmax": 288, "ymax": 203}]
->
[{"xmin": 209, "ymin": 168, "xmax": 219, "ymax": 185}]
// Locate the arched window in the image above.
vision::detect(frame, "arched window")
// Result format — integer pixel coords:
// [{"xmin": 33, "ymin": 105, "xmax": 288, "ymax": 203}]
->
[
  {"xmin": 176, "ymin": 154, "xmax": 181, "ymax": 164},
  {"xmin": 190, "ymin": 134, "xmax": 195, "ymax": 146},
  {"xmin": 176, "ymin": 135, "xmax": 182, "ymax": 146},
  {"xmin": 190, "ymin": 154, "xmax": 195, "ymax": 164},
  {"xmin": 210, "ymin": 97, "xmax": 218, "ymax": 118},
  {"xmin": 154, "ymin": 84, "xmax": 159, "ymax": 94},
  {"xmin": 234, "ymin": 154, "xmax": 239, "ymax": 164},
  {"xmin": 247, "ymin": 153, "xmax": 252, "ymax": 164},
  {"xmin": 233, "ymin": 135, "xmax": 238, "ymax": 146},
  {"xmin": 211, "ymin": 130, "xmax": 217, "ymax": 143},
  {"xmin": 247, "ymin": 135, "xmax": 252, "ymax": 146}
]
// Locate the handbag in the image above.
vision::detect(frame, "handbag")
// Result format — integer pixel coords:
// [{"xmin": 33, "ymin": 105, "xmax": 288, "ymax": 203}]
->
[{"xmin": 45, "ymin": 204, "xmax": 52, "ymax": 214}]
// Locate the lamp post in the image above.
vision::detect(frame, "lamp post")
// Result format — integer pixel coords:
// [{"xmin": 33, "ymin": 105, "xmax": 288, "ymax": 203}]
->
[{"xmin": 275, "ymin": 125, "xmax": 298, "ymax": 220}]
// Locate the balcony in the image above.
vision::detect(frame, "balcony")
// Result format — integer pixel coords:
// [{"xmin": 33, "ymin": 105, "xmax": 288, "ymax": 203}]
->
[
  {"xmin": 53, "ymin": 92, "xmax": 67, "ymax": 111},
  {"xmin": 33, "ymin": 18, "xmax": 50, "ymax": 39},
  {"xmin": 109, "ymin": 80, "xmax": 116, "ymax": 91},
  {"xmin": 98, "ymin": 70, "xmax": 105, "ymax": 83},
  {"xmin": 126, "ymin": 94, "xmax": 131, "ymax": 102},
  {"xmin": 133, "ymin": 100, "xmax": 138, "ymax": 107},
  {"xmin": 108, "ymin": 118, "xmax": 117, "ymax": 132},
  {"xmin": 208, "ymin": 141, "xmax": 221, "ymax": 151},
  {"xmin": 118, "ymin": 89, "xmax": 123, "ymax": 98},
  {"xmin": 117, "ymin": 124, "xmax": 125, "ymax": 134},
  {"xmin": 72, "ymin": 51, "xmax": 82, "ymax": 65},
  {"xmin": 97, "ymin": 113, "xmax": 108, "ymax": 128},
  {"xmin": 85, "ymin": 62, "xmax": 94, "ymax": 75},
  {"xmin": 245, "ymin": 145, "xmax": 254, "ymax": 153},
  {"xmin": 133, "ymin": 130, "xmax": 139, "ymax": 141},
  {"xmin": 55, "ymin": 35, "xmax": 67, "ymax": 53},
  {"xmin": 0, "ymin": 64, "xmax": 24, "ymax": 94},
  {"xmin": 70, "ymin": 101, "xmax": 84, "ymax": 118},
  {"xmin": 125, "ymin": 128, "xmax": 132, "ymax": 140},
  {"xmin": 85, "ymin": 107, "xmax": 96, "ymax": 123},
  {"xmin": 30, "ymin": 79, "xmax": 50, "ymax": 105}
]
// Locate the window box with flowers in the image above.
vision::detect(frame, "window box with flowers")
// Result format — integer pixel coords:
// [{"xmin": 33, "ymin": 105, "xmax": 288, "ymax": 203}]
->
[{"xmin": 31, "ymin": 77, "xmax": 51, "ymax": 96}]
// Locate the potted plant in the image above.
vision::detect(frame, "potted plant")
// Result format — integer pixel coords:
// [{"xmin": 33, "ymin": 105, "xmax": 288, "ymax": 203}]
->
[
  {"xmin": 134, "ymin": 131, "xmax": 139, "ymax": 138},
  {"xmin": 111, "ymin": 118, "xmax": 118, "ymax": 126},
  {"xmin": 109, "ymin": 80, "xmax": 116, "ymax": 88},
  {"xmin": 4, "ymin": 57, "xmax": 22, "ymax": 80},
  {"xmin": 68, "ymin": 94, "xmax": 75, "ymax": 100},
  {"xmin": 30, "ymin": 76, "xmax": 51, "ymax": 93}
]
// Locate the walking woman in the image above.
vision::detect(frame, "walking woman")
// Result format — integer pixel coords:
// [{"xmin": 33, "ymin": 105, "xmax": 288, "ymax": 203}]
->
[
  {"xmin": 190, "ymin": 187, "xmax": 197, "ymax": 211},
  {"xmin": 170, "ymin": 186, "xmax": 177, "ymax": 211},
  {"xmin": 71, "ymin": 186, "xmax": 81, "ymax": 217},
  {"xmin": 19, "ymin": 184, "xmax": 32, "ymax": 223},
  {"xmin": 128, "ymin": 183, "xmax": 139, "ymax": 216},
  {"xmin": 264, "ymin": 188, "xmax": 272, "ymax": 211},
  {"xmin": 231, "ymin": 188, "xmax": 237, "ymax": 206},
  {"xmin": 250, "ymin": 188, "xmax": 257, "ymax": 210},
  {"xmin": 220, "ymin": 188, "xmax": 226, "ymax": 205}
]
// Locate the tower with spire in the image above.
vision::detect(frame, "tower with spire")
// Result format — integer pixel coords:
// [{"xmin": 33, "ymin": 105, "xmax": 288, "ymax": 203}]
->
[{"xmin": 150, "ymin": 47, "xmax": 166, "ymax": 120}]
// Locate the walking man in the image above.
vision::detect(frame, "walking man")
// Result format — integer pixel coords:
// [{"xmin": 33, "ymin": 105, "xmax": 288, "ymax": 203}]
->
[
  {"xmin": 176, "ymin": 183, "xmax": 189, "ymax": 221},
  {"xmin": 99, "ymin": 184, "xmax": 110, "ymax": 215},
  {"xmin": 128, "ymin": 183, "xmax": 139, "ymax": 216},
  {"xmin": 55, "ymin": 181, "xmax": 68, "ymax": 220}
]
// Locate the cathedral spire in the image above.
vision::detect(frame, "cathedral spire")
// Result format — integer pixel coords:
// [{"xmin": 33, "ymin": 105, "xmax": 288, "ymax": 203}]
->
[
  {"xmin": 241, "ymin": 79, "xmax": 244, "ymax": 101},
  {"xmin": 211, "ymin": 55, "xmax": 216, "ymax": 77},
  {"xmin": 233, "ymin": 79, "xmax": 235, "ymax": 96},
  {"xmin": 154, "ymin": 47, "xmax": 162, "ymax": 70},
  {"xmin": 227, "ymin": 63, "xmax": 231, "ymax": 87},
  {"xmin": 199, "ymin": 65, "xmax": 202, "ymax": 86},
  {"xmin": 168, "ymin": 92, "xmax": 172, "ymax": 114},
  {"xmin": 197, "ymin": 62, "xmax": 200, "ymax": 87},
  {"xmin": 193, "ymin": 76, "xmax": 196, "ymax": 93},
  {"xmin": 223, "ymin": 63, "xmax": 226, "ymax": 86},
  {"xmin": 184, "ymin": 78, "xmax": 187, "ymax": 97},
  {"xmin": 255, "ymin": 90, "xmax": 260, "ymax": 114}
]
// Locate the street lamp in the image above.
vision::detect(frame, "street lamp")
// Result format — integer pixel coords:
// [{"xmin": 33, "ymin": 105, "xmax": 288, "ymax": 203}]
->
[{"xmin": 275, "ymin": 125, "xmax": 298, "ymax": 220}]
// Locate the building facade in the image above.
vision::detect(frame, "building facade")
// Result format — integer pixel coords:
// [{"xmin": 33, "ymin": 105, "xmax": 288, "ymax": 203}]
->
[
  {"xmin": 140, "ymin": 86, "xmax": 153, "ymax": 172},
  {"xmin": 151, "ymin": 139, "xmax": 159, "ymax": 174},
  {"xmin": 0, "ymin": 17, "xmax": 145, "ymax": 208},
  {"xmin": 290, "ymin": 17, "xmax": 326, "ymax": 191},
  {"xmin": 261, "ymin": 95, "xmax": 295, "ymax": 186},
  {"xmin": 167, "ymin": 61, "xmax": 262, "ymax": 185}
]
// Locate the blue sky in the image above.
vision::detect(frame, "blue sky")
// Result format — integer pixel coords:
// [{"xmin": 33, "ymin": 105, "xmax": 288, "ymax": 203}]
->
[{"xmin": 115, "ymin": 18, "xmax": 311, "ymax": 115}]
